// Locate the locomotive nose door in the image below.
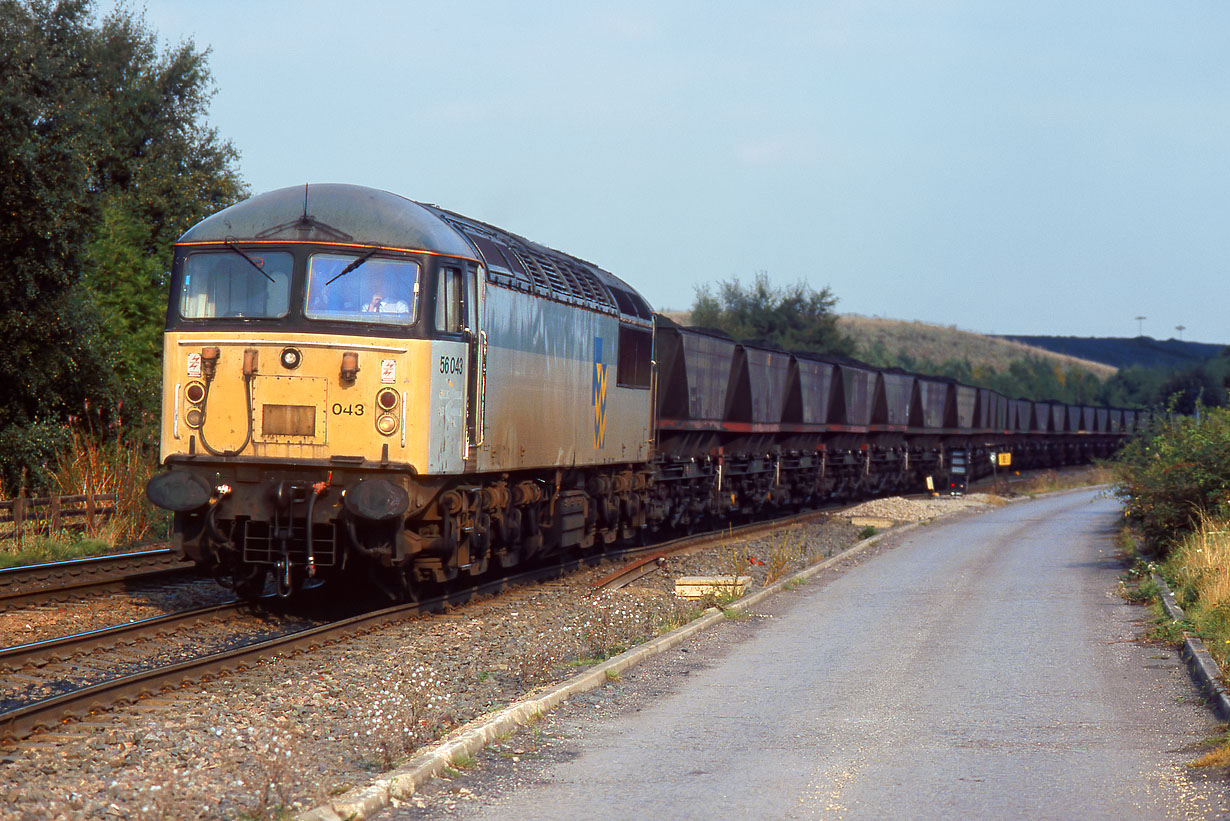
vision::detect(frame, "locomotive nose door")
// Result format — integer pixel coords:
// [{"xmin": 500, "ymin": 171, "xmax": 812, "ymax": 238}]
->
[
  {"xmin": 464, "ymin": 263, "xmax": 484, "ymax": 459},
  {"xmin": 432, "ymin": 266, "xmax": 469, "ymax": 473}
]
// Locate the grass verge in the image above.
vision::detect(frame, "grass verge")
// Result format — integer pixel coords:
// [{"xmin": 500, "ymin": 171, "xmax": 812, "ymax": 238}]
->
[{"xmin": 1121, "ymin": 516, "xmax": 1230, "ymax": 770}]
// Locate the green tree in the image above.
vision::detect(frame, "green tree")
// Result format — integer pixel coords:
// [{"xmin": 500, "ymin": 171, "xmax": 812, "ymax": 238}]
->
[
  {"xmin": 691, "ymin": 272, "xmax": 853, "ymax": 354},
  {"xmin": 0, "ymin": 0, "xmax": 245, "ymax": 490}
]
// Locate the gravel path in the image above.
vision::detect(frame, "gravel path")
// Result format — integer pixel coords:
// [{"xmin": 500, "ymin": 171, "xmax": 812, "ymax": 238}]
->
[{"xmin": 0, "ymin": 495, "xmax": 997, "ymax": 819}]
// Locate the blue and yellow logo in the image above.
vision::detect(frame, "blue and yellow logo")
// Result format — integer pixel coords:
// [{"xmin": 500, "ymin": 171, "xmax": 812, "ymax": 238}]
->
[{"xmin": 592, "ymin": 336, "xmax": 607, "ymax": 448}]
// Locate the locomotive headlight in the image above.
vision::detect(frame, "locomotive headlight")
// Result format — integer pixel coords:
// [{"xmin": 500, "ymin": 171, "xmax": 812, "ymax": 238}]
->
[
  {"xmin": 280, "ymin": 347, "xmax": 302, "ymax": 370},
  {"xmin": 340, "ymin": 351, "xmax": 360, "ymax": 384},
  {"xmin": 376, "ymin": 413, "xmax": 399, "ymax": 435},
  {"xmin": 185, "ymin": 408, "xmax": 203, "ymax": 428},
  {"xmin": 184, "ymin": 381, "xmax": 205, "ymax": 404}
]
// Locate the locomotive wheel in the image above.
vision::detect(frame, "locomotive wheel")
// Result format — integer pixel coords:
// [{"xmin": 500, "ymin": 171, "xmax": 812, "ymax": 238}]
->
[
  {"xmin": 232, "ymin": 566, "xmax": 268, "ymax": 601},
  {"xmin": 399, "ymin": 566, "xmax": 423, "ymax": 603}
]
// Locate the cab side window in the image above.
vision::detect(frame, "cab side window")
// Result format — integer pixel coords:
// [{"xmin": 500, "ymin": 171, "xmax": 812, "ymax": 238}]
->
[{"xmin": 435, "ymin": 267, "xmax": 464, "ymax": 333}]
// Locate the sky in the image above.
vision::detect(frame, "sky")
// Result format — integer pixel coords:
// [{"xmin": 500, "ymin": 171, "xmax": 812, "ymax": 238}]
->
[{"xmin": 108, "ymin": 1, "xmax": 1230, "ymax": 341}]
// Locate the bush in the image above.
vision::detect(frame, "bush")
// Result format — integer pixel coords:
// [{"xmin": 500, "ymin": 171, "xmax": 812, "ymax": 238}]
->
[
  {"xmin": 1113, "ymin": 407, "xmax": 1230, "ymax": 554},
  {"xmin": 0, "ymin": 420, "xmax": 70, "ymax": 494}
]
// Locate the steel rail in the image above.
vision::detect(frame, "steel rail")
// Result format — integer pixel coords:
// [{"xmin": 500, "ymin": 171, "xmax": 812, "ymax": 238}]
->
[
  {"xmin": 0, "ymin": 600, "xmax": 243, "ymax": 670},
  {"xmin": 0, "ymin": 548, "xmax": 196, "ymax": 610},
  {"xmin": 0, "ymin": 555, "xmax": 591, "ymax": 743},
  {"xmin": 594, "ymin": 507, "xmax": 836, "ymax": 590}
]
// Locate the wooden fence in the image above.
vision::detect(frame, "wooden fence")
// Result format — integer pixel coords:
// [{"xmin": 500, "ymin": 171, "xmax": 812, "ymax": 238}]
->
[{"xmin": 0, "ymin": 491, "xmax": 117, "ymax": 547}]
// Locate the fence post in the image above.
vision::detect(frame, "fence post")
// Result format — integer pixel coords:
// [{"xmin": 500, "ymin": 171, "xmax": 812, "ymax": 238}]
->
[
  {"xmin": 85, "ymin": 491, "xmax": 95, "ymax": 535},
  {"xmin": 50, "ymin": 493, "xmax": 61, "ymax": 537},
  {"xmin": 14, "ymin": 489, "xmax": 25, "ymax": 551}
]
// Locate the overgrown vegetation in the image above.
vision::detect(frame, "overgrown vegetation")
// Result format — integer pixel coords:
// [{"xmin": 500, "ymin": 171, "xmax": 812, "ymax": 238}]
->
[
  {"xmin": 1121, "ymin": 517, "xmax": 1230, "ymax": 773},
  {"xmin": 1112, "ymin": 407, "xmax": 1230, "ymax": 554},
  {"xmin": 1114, "ymin": 411, "xmax": 1230, "ymax": 771},
  {"xmin": 0, "ymin": 0, "xmax": 245, "ymax": 493},
  {"xmin": 0, "ymin": 410, "xmax": 168, "ymax": 563},
  {"xmin": 1162, "ymin": 515, "xmax": 1230, "ymax": 662}
]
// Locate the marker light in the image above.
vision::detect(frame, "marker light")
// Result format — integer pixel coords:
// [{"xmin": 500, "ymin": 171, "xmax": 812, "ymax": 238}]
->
[{"xmin": 377, "ymin": 388, "xmax": 399, "ymax": 411}]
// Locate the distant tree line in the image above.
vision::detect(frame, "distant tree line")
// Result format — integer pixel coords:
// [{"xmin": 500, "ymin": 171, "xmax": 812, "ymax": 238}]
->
[
  {"xmin": 1100, "ymin": 352, "xmax": 1230, "ymax": 414},
  {"xmin": 0, "ymin": 0, "xmax": 246, "ymax": 490}
]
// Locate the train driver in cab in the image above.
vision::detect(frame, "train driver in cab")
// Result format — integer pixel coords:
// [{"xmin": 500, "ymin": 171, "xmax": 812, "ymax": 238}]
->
[{"xmin": 363, "ymin": 267, "xmax": 412, "ymax": 314}]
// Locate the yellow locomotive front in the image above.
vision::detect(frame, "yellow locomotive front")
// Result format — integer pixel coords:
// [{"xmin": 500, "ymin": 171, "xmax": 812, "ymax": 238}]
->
[{"xmin": 146, "ymin": 185, "xmax": 481, "ymax": 598}]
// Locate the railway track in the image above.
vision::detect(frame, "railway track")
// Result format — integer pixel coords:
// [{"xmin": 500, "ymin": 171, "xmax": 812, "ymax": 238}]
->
[
  {"xmin": 0, "ymin": 548, "xmax": 197, "ymax": 610},
  {"xmin": 0, "ymin": 595, "xmax": 325, "ymax": 743},
  {"xmin": 0, "ymin": 549, "xmax": 617, "ymax": 743},
  {"xmin": 0, "ymin": 505, "xmax": 834, "ymax": 744}
]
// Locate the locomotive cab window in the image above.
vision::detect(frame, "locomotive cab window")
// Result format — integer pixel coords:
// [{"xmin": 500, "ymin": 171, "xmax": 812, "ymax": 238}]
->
[
  {"xmin": 179, "ymin": 250, "xmax": 293, "ymax": 319},
  {"xmin": 305, "ymin": 253, "xmax": 420, "ymax": 325},
  {"xmin": 617, "ymin": 325, "xmax": 652, "ymax": 388},
  {"xmin": 435, "ymin": 267, "xmax": 466, "ymax": 334}
]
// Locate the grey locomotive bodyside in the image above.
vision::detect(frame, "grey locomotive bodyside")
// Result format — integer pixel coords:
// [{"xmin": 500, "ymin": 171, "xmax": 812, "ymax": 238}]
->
[{"xmin": 476, "ymin": 279, "xmax": 652, "ymax": 474}]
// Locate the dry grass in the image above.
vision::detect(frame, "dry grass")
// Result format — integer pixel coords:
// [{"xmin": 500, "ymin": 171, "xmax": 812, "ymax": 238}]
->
[
  {"xmin": 1170, "ymin": 514, "xmax": 1230, "ymax": 616},
  {"xmin": 838, "ymin": 315, "xmax": 1117, "ymax": 379},
  {"xmin": 662, "ymin": 310, "xmax": 1116, "ymax": 381},
  {"xmin": 1012, "ymin": 465, "xmax": 1115, "ymax": 496},
  {"xmin": 0, "ymin": 424, "xmax": 164, "ymax": 561},
  {"xmin": 51, "ymin": 426, "xmax": 162, "ymax": 545},
  {"xmin": 1191, "ymin": 746, "xmax": 1230, "ymax": 769},
  {"xmin": 763, "ymin": 530, "xmax": 804, "ymax": 584},
  {"xmin": 1160, "ymin": 516, "xmax": 1230, "ymax": 778}
]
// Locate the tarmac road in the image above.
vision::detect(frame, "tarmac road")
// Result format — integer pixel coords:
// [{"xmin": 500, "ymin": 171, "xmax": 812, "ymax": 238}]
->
[{"xmin": 379, "ymin": 490, "xmax": 1230, "ymax": 819}]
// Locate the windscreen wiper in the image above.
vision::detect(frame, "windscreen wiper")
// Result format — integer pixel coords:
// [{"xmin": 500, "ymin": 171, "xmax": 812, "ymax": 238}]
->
[
  {"xmin": 225, "ymin": 242, "xmax": 275, "ymax": 283},
  {"xmin": 325, "ymin": 249, "xmax": 378, "ymax": 286}
]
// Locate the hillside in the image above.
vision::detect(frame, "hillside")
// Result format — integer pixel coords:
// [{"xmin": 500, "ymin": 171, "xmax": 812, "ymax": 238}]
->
[
  {"xmin": 999, "ymin": 335, "xmax": 1225, "ymax": 371},
  {"xmin": 660, "ymin": 311, "xmax": 1117, "ymax": 389},
  {"xmin": 841, "ymin": 316, "xmax": 1118, "ymax": 380}
]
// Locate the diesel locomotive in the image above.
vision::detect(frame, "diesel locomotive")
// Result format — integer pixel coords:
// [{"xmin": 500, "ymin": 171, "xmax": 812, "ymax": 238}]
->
[{"xmin": 144, "ymin": 184, "xmax": 1136, "ymax": 599}]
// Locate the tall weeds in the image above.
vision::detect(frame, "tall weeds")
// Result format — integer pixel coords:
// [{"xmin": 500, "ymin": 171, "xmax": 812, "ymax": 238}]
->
[
  {"xmin": 1167, "ymin": 514, "xmax": 1230, "ymax": 649},
  {"xmin": 1, "ymin": 407, "xmax": 163, "ymax": 557},
  {"xmin": 51, "ymin": 424, "xmax": 162, "ymax": 544}
]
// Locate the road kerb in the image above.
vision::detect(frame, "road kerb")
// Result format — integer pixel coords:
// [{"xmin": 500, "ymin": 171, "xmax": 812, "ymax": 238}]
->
[{"xmin": 1151, "ymin": 573, "xmax": 1230, "ymax": 722}]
